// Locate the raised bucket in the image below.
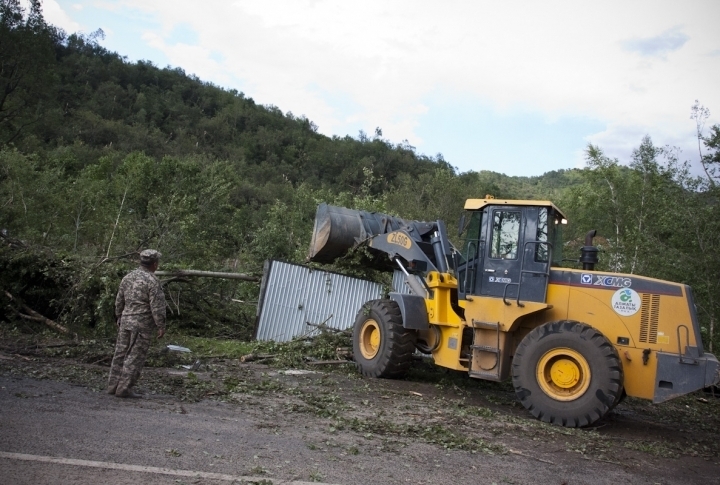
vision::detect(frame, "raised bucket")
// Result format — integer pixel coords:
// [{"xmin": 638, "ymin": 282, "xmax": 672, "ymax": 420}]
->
[{"xmin": 307, "ymin": 203, "xmax": 409, "ymax": 263}]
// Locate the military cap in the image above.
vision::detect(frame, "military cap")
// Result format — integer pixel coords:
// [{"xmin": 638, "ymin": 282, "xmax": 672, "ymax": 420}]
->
[{"xmin": 140, "ymin": 249, "xmax": 162, "ymax": 264}]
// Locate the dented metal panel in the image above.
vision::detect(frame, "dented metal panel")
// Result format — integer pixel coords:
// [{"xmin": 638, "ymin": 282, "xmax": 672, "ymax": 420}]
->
[{"xmin": 255, "ymin": 260, "xmax": 402, "ymax": 342}]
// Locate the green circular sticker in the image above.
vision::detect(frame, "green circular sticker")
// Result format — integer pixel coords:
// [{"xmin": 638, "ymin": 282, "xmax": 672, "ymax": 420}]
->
[{"xmin": 611, "ymin": 288, "xmax": 641, "ymax": 316}]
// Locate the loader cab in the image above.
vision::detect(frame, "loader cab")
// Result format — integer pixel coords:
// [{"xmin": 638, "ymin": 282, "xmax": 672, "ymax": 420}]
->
[{"xmin": 457, "ymin": 199, "xmax": 566, "ymax": 303}]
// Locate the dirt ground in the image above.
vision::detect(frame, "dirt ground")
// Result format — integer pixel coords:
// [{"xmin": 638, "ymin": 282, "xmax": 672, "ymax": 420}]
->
[{"xmin": 1, "ymin": 337, "xmax": 719, "ymax": 485}]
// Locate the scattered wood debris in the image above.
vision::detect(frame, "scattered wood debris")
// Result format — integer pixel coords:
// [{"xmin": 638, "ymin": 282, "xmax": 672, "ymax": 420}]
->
[
  {"xmin": 240, "ymin": 353, "xmax": 276, "ymax": 363},
  {"xmin": 3, "ymin": 291, "xmax": 68, "ymax": 334}
]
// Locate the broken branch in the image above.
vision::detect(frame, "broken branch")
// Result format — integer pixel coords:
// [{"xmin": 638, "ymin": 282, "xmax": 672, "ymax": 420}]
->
[
  {"xmin": 305, "ymin": 360, "xmax": 353, "ymax": 366},
  {"xmin": 89, "ymin": 355, "xmax": 112, "ymax": 365},
  {"xmin": 155, "ymin": 270, "xmax": 259, "ymax": 282},
  {"xmin": 231, "ymin": 299, "xmax": 258, "ymax": 304},
  {"xmin": 3, "ymin": 291, "xmax": 68, "ymax": 334},
  {"xmin": 306, "ymin": 315, "xmax": 352, "ymax": 336},
  {"xmin": 240, "ymin": 353, "xmax": 276, "ymax": 363},
  {"xmin": 508, "ymin": 449, "xmax": 555, "ymax": 465}
]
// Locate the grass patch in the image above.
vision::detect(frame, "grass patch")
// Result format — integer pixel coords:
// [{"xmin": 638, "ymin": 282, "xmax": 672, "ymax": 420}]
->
[
  {"xmin": 249, "ymin": 330, "xmax": 352, "ymax": 368},
  {"xmin": 622, "ymin": 440, "xmax": 679, "ymax": 458},
  {"xmin": 448, "ymin": 400, "xmax": 497, "ymax": 419},
  {"xmin": 406, "ymin": 357, "xmax": 515, "ymax": 394},
  {"xmin": 164, "ymin": 336, "xmax": 255, "ymax": 359},
  {"xmin": 335, "ymin": 416, "xmax": 506, "ymax": 454},
  {"xmin": 227, "ymin": 377, "xmax": 287, "ymax": 396}
]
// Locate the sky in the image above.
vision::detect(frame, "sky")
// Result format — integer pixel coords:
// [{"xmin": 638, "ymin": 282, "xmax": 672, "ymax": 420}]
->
[{"xmin": 41, "ymin": 0, "xmax": 720, "ymax": 177}]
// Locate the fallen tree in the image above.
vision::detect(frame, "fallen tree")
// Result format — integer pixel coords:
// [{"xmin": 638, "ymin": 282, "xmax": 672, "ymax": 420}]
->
[
  {"xmin": 156, "ymin": 270, "xmax": 259, "ymax": 282},
  {"xmin": 3, "ymin": 290, "xmax": 69, "ymax": 334}
]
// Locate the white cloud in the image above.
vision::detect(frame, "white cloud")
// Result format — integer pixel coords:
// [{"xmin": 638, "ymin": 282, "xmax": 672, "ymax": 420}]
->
[
  {"xmin": 621, "ymin": 27, "xmax": 690, "ymax": 59},
  {"xmin": 141, "ymin": 31, "xmax": 232, "ymax": 86},
  {"xmin": 42, "ymin": 0, "xmax": 82, "ymax": 33},
  {"xmin": 95, "ymin": 0, "xmax": 720, "ymax": 170}
]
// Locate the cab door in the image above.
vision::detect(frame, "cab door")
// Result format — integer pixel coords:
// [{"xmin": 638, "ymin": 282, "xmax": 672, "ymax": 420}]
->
[
  {"xmin": 479, "ymin": 206, "xmax": 550, "ymax": 303},
  {"xmin": 457, "ymin": 210, "xmax": 483, "ymax": 299},
  {"xmin": 480, "ymin": 208, "xmax": 524, "ymax": 299}
]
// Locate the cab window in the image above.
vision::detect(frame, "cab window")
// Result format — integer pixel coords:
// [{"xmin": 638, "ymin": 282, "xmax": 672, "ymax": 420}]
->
[
  {"xmin": 535, "ymin": 208, "xmax": 549, "ymax": 262},
  {"xmin": 490, "ymin": 210, "xmax": 520, "ymax": 260},
  {"xmin": 459, "ymin": 211, "xmax": 482, "ymax": 263},
  {"xmin": 535, "ymin": 208, "xmax": 565, "ymax": 264}
]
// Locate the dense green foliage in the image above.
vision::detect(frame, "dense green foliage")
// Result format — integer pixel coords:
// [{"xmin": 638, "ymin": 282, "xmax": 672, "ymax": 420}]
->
[{"xmin": 1, "ymin": 2, "xmax": 720, "ymax": 351}]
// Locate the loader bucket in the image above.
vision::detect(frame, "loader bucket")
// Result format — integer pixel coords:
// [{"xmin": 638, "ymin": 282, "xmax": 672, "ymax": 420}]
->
[{"xmin": 307, "ymin": 203, "xmax": 410, "ymax": 263}]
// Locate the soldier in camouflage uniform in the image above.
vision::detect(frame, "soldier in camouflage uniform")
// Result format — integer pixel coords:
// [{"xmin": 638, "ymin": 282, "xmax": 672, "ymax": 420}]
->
[{"xmin": 107, "ymin": 249, "xmax": 166, "ymax": 398}]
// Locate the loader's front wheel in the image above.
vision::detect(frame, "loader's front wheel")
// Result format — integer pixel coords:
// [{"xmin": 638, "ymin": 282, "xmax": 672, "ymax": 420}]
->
[
  {"xmin": 512, "ymin": 320, "xmax": 623, "ymax": 427},
  {"xmin": 353, "ymin": 300, "xmax": 416, "ymax": 379}
]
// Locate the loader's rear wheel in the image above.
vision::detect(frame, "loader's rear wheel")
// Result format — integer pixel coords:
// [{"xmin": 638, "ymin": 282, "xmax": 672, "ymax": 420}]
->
[
  {"xmin": 512, "ymin": 320, "xmax": 623, "ymax": 428},
  {"xmin": 353, "ymin": 300, "xmax": 416, "ymax": 379}
]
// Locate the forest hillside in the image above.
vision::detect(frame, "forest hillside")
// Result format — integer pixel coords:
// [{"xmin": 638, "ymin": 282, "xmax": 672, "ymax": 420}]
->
[{"xmin": 1, "ymin": 1, "xmax": 720, "ymax": 350}]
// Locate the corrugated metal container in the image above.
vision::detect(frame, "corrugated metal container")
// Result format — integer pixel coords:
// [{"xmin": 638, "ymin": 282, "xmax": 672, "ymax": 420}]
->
[
  {"xmin": 254, "ymin": 260, "xmax": 426, "ymax": 342},
  {"xmin": 255, "ymin": 260, "xmax": 389, "ymax": 342}
]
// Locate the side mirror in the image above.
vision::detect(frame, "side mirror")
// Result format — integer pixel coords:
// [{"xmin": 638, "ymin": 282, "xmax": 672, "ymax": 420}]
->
[{"xmin": 458, "ymin": 214, "xmax": 466, "ymax": 237}]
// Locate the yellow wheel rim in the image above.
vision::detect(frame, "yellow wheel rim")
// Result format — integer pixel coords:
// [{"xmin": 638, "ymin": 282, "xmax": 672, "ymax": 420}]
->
[
  {"xmin": 359, "ymin": 319, "xmax": 381, "ymax": 359},
  {"xmin": 536, "ymin": 348, "xmax": 591, "ymax": 401}
]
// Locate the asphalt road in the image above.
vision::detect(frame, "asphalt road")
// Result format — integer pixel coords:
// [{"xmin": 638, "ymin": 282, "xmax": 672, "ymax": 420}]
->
[{"xmin": 1, "ymin": 372, "xmax": 715, "ymax": 485}]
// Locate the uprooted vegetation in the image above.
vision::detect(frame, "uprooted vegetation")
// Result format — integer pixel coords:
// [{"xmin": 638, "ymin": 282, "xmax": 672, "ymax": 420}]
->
[
  {"xmin": 0, "ymin": 244, "xmax": 262, "ymax": 341},
  {"xmin": 1, "ymin": 327, "xmax": 719, "ymax": 467},
  {"xmin": 2, "ymin": 242, "xmax": 719, "ymax": 466}
]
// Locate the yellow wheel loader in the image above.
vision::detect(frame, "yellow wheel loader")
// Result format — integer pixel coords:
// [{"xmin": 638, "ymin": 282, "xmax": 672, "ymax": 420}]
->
[{"xmin": 308, "ymin": 199, "xmax": 720, "ymax": 427}]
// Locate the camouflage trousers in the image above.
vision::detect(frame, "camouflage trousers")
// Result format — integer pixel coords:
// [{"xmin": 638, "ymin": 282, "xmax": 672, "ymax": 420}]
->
[{"xmin": 107, "ymin": 319, "xmax": 153, "ymax": 396}]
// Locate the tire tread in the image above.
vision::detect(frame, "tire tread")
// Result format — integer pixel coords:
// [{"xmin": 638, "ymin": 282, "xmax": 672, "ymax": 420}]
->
[
  {"xmin": 512, "ymin": 320, "xmax": 623, "ymax": 428},
  {"xmin": 353, "ymin": 299, "xmax": 416, "ymax": 379}
]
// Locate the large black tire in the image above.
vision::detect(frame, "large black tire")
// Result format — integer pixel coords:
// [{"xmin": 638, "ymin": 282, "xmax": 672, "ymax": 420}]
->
[
  {"xmin": 512, "ymin": 320, "xmax": 623, "ymax": 428},
  {"xmin": 352, "ymin": 299, "xmax": 417, "ymax": 379},
  {"xmin": 608, "ymin": 387, "xmax": 627, "ymax": 412}
]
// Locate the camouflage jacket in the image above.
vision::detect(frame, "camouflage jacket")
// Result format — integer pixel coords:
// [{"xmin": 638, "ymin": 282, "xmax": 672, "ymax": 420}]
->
[{"xmin": 115, "ymin": 266, "xmax": 166, "ymax": 331}]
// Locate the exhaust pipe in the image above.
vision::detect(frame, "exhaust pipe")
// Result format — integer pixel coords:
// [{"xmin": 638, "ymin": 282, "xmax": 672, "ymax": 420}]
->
[{"xmin": 579, "ymin": 230, "xmax": 599, "ymax": 271}]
